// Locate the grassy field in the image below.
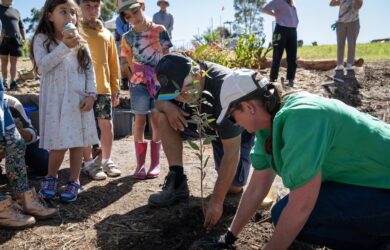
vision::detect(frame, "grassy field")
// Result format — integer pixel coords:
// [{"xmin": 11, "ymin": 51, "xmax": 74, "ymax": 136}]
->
[{"xmin": 297, "ymin": 42, "xmax": 390, "ymax": 61}]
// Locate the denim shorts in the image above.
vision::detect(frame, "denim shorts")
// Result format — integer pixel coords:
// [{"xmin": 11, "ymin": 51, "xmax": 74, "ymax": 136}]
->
[
  {"xmin": 181, "ymin": 123, "xmax": 254, "ymax": 188},
  {"xmin": 129, "ymin": 84, "xmax": 156, "ymax": 115}
]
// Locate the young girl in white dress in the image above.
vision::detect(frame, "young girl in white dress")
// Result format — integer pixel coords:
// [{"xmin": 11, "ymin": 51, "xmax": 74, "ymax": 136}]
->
[{"xmin": 30, "ymin": 0, "xmax": 98, "ymax": 202}]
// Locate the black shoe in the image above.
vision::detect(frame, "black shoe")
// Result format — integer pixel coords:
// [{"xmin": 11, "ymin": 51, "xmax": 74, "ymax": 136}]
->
[
  {"xmin": 148, "ymin": 171, "xmax": 189, "ymax": 207},
  {"xmin": 120, "ymin": 78, "xmax": 129, "ymax": 90},
  {"xmin": 9, "ymin": 80, "xmax": 17, "ymax": 90}
]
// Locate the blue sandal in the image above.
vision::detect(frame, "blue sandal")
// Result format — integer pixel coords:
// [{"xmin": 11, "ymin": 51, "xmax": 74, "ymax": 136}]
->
[{"xmin": 60, "ymin": 182, "xmax": 81, "ymax": 203}]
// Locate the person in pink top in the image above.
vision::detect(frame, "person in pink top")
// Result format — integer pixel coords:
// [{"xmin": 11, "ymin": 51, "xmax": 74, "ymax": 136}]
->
[{"xmin": 119, "ymin": 0, "xmax": 172, "ymax": 180}]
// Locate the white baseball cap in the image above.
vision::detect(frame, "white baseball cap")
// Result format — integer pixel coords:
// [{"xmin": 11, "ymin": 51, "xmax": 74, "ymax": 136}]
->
[{"xmin": 217, "ymin": 70, "xmax": 270, "ymax": 124}]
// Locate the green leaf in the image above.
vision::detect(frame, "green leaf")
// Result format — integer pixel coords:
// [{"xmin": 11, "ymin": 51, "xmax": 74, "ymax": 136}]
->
[
  {"xmin": 204, "ymin": 155, "xmax": 210, "ymax": 167},
  {"xmin": 203, "ymin": 137, "xmax": 214, "ymax": 145},
  {"xmin": 187, "ymin": 140, "xmax": 199, "ymax": 150},
  {"xmin": 187, "ymin": 120, "xmax": 198, "ymax": 125},
  {"xmin": 194, "ymin": 44, "xmax": 209, "ymax": 57},
  {"xmin": 207, "ymin": 118, "xmax": 216, "ymax": 123}
]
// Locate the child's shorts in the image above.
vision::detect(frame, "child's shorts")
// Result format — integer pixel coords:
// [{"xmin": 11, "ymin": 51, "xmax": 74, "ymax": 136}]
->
[
  {"xmin": 94, "ymin": 95, "xmax": 112, "ymax": 120},
  {"xmin": 129, "ymin": 84, "xmax": 157, "ymax": 115}
]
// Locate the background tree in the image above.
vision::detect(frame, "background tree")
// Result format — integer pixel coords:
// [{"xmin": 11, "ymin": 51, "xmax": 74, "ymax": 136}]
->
[
  {"xmin": 22, "ymin": 8, "xmax": 42, "ymax": 34},
  {"xmin": 100, "ymin": 0, "xmax": 117, "ymax": 21},
  {"xmin": 233, "ymin": 0, "xmax": 266, "ymax": 36}
]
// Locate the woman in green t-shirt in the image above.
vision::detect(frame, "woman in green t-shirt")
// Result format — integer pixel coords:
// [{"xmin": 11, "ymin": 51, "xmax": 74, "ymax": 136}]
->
[{"xmin": 192, "ymin": 70, "xmax": 390, "ymax": 249}]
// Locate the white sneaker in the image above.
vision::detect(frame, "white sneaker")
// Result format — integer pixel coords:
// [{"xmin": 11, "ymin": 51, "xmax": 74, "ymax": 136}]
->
[
  {"xmin": 335, "ymin": 65, "xmax": 344, "ymax": 70},
  {"xmin": 102, "ymin": 160, "xmax": 121, "ymax": 177},
  {"xmin": 82, "ymin": 162, "xmax": 107, "ymax": 180},
  {"xmin": 346, "ymin": 64, "xmax": 353, "ymax": 70}
]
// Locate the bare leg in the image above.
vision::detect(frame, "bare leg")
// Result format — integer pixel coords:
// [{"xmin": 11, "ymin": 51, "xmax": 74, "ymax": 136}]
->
[
  {"xmin": 47, "ymin": 149, "xmax": 67, "ymax": 178},
  {"xmin": 9, "ymin": 56, "xmax": 17, "ymax": 80},
  {"xmin": 156, "ymin": 111, "xmax": 183, "ymax": 166},
  {"xmin": 98, "ymin": 119, "xmax": 114, "ymax": 160},
  {"xmin": 1, "ymin": 55, "xmax": 8, "ymax": 80},
  {"xmin": 83, "ymin": 146, "xmax": 93, "ymax": 162},
  {"xmin": 68, "ymin": 147, "xmax": 83, "ymax": 184},
  {"xmin": 133, "ymin": 114, "xmax": 147, "ymax": 143}
]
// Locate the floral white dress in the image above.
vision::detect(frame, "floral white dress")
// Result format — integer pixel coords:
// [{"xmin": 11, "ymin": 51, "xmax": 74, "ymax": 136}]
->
[{"xmin": 33, "ymin": 33, "xmax": 99, "ymax": 150}]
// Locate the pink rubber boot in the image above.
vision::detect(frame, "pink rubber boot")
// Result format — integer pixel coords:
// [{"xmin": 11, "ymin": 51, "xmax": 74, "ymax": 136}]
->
[
  {"xmin": 133, "ymin": 142, "xmax": 147, "ymax": 180},
  {"xmin": 147, "ymin": 141, "xmax": 161, "ymax": 178}
]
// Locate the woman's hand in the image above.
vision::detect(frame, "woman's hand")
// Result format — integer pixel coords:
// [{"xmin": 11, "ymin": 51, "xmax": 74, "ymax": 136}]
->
[{"xmin": 80, "ymin": 96, "xmax": 95, "ymax": 112}]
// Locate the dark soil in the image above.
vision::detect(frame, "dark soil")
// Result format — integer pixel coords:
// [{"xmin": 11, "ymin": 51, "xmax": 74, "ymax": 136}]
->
[{"xmin": 0, "ymin": 59, "xmax": 389, "ymax": 249}]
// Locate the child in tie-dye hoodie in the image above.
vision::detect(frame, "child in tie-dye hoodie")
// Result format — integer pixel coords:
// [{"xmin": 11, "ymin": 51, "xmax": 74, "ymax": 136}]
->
[{"xmin": 118, "ymin": 0, "xmax": 172, "ymax": 179}]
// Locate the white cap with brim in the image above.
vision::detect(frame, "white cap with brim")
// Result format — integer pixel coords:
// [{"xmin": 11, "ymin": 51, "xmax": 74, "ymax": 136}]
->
[
  {"xmin": 217, "ymin": 70, "xmax": 270, "ymax": 125},
  {"xmin": 117, "ymin": 0, "xmax": 141, "ymax": 12}
]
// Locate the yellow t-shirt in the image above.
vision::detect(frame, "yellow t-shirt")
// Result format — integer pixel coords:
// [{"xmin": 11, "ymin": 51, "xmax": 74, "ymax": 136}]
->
[{"xmin": 82, "ymin": 24, "xmax": 120, "ymax": 95}]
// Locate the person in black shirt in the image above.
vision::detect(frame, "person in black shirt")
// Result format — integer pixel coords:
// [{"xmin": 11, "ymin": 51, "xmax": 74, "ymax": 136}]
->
[
  {"xmin": 0, "ymin": 0, "xmax": 26, "ymax": 90},
  {"xmin": 149, "ymin": 53, "xmax": 255, "ymax": 230}
]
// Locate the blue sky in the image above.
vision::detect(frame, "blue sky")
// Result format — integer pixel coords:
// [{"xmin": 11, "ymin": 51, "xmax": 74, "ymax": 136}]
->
[{"xmin": 14, "ymin": 0, "xmax": 390, "ymax": 48}]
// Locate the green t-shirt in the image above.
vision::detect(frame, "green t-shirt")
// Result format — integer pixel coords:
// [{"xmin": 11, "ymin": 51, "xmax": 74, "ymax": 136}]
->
[{"xmin": 250, "ymin": 92, "xmax": 390, "ymax": 190}]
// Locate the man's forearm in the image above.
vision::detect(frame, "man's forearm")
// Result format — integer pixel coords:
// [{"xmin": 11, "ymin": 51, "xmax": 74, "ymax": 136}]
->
[
  {"xmin": 230, "ymin": 169, "xmax": 275, "ymax": 236},
  {"xmin": 211, "ymin": 154, "xmax": 240, "ymax": 204},
  {"xmin": 265, "ymin": 201, "xmax": 313, "ymax": 249}
]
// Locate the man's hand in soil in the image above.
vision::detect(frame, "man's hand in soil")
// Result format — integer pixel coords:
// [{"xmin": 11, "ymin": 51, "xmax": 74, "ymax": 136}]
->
[
  {"xmin": 204, "ymin": 200, "xmax": 223, "ymax": 230},
  {"xmin": 191, "ymin": 230, "xmax": 237, "ymax": 249}
]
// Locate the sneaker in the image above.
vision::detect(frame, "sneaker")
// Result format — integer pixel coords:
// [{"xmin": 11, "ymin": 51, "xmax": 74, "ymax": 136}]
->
[
  {"xmin": 82, "ymin": 162, "xmax": 107, "ymax": 180},
  {"xmin": 1, "ymin": 79, "xmax": 7, "ymax": 89},
  {"xmin": 102, "ymin": 160, "xmax": 121, "ymax": 177},
  {"xmin": 60, "ymin": 182, "xmax": 80, "ymax": 203},
  {"xmin": 335, "ymin": 65, "xmax": 344, "ymax": 71},
  {"xmin": 9, "ymin": 80, "xmax": 17, "ymax": 90},
  {"xmin": 39, "ymin": 176, "xmax": 58, "ymax": 200},
  {"xmin": 148, "ymin": 171, "xmax": 189, "ymax": 207},
  {"xmin": 346, "ymin": 64, "xmax": 353, "ymax": 70}
]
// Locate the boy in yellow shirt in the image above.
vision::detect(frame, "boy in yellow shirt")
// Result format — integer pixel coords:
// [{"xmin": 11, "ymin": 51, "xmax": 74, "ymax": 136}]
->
[{"xmin": 78, "ymin": 0, "xmax": 121, "ymax": 179}]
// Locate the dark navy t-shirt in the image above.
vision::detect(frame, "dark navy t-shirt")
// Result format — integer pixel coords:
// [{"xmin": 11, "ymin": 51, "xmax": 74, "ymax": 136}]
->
[
  {"xmin": 0, "ymin": 5, "xmax": 23, "ymax": 38},
  {"xmin": 178, "ymin": 61, "xmax": 243, "ymax": 140}
]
